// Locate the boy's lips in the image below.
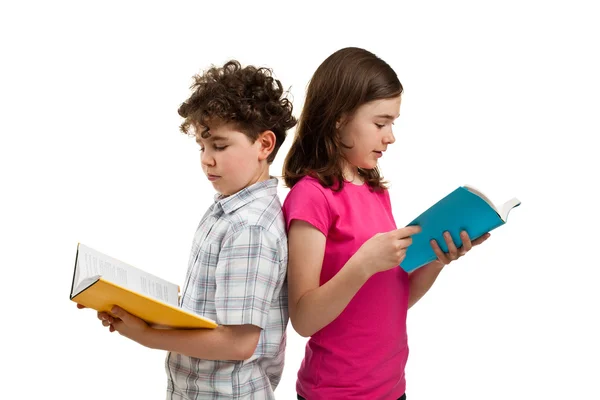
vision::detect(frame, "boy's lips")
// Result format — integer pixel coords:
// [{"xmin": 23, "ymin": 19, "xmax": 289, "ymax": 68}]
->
[
  {"xmin": 373, "ymin": 150, "xmax": 383, "ymax": 158},
  {"xmin": 207, "ymin": 174, "xmax": 220, "ymax": 181}
]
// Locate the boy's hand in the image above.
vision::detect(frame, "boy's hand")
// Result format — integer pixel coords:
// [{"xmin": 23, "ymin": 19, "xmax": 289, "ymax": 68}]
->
[
  {"xmin": 430, "ymin": 230, "xmax": 490, "ymax": 266},
  {"xmin": 97, "ymin": 306, "xmax": 151, "ymax": 344}
]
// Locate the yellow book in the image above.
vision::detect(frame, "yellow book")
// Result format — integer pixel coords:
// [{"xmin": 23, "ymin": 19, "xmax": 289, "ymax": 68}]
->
[{"xmin": 70, "ymin": 243, "xmax": 217, "ymax": 329}]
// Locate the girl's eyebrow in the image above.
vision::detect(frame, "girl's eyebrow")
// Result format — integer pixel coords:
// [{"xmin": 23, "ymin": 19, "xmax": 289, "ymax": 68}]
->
[{"xmin": 374, "ymin": 114, "xmax": 400, "ymax": 120}]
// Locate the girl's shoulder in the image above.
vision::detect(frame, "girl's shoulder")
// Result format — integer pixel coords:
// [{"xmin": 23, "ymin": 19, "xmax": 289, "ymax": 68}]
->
[
  {"xmin": 285, "ymin": 175, "xmax": 329, "ymax": 204},
  {"xmin": 287, "ymin": 175, "xmax": 389, "ymax": 204}
]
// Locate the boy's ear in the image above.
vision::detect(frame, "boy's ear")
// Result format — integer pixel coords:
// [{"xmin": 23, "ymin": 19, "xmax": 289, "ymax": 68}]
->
[{"xmin": 257, "ymin": 130, "xmax": 276, "ymax": 161}]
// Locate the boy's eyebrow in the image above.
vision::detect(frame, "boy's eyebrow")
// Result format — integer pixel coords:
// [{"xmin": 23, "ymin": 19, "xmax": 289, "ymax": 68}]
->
[
  {"xmin": 208, "ymin": 135, "xmax": 229, "ymax": 141},
  {"xmin": 196, "ymin": 135, "xmax": 229, "ymax": 143}
]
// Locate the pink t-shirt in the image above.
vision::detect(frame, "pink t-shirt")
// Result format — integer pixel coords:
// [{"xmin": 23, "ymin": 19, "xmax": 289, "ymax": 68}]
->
[{"xmin": 282, "ymin": 176, "xmax": 410, "ymax": 400}]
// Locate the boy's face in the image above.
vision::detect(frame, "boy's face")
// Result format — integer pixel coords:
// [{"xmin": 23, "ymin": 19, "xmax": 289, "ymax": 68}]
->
[{"xmin": 195, "ymin": 121, "xmax": 274, "ymax": 196}]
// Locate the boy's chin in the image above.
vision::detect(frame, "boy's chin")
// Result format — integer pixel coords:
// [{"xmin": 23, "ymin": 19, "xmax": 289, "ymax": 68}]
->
[
  {"xmin": 212, "ymin": 175, "xmax": 268, "ymax": 197},
  {"xmin": 212, "ymin": 182, "xmax": 239, "ymax": 197},
  {"xmin": 211, "ymin": 182, "xmax": 227, "ymax": 196}
]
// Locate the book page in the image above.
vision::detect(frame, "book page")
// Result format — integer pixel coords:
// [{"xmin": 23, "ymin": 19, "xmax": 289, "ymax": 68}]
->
[
  {"xmin": 463, "ymin": 185, "xmax": 500, "ymax": 215},
  {"xmin": 72, "ymin": 248, "xmax": 93, "ymax": 296},
  {"xmin": 464, "ymin": 185, "xmax": 521, "ymax": 222},
  {"xmin": 74, "ymin": 244, "xmax": 179, "ymax": 306},
  {"xmin": 500, "ymin": 197, "xmax": 521, "ymax": 222}
]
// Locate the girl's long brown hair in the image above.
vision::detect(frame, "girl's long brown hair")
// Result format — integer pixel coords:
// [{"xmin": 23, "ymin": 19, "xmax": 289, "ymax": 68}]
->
[{"xmin": 282, "ymin": 47, "xmax": 403, "ymax": 191}]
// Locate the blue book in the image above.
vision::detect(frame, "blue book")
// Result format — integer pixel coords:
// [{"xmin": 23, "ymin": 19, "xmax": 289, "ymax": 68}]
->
[{"xmin": 400, "ymin": 185, "xmax": 521, "ymax": 272}]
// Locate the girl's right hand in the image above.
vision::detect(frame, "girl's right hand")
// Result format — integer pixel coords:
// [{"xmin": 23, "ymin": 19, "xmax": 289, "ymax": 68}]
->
[{"xmin": 354, "ymin": 225, "xmax": 422, "ymax": 276}]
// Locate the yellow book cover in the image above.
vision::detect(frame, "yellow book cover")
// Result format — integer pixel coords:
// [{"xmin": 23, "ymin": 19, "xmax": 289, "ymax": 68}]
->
[{"xmin": 70, "ymin": 243, "xmax": 217, "ymax": 329}]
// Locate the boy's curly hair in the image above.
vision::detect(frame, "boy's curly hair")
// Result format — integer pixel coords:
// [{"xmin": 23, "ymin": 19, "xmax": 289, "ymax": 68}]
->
[{"xmin": 178, "ymin": 60, "xmax": 297, "ymax": 163}]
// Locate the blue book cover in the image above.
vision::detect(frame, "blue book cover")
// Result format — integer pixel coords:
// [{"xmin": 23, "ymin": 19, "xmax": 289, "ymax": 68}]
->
[{"xmin": 400, "ymin": 185, "xmax": 521, "ymax": 272}]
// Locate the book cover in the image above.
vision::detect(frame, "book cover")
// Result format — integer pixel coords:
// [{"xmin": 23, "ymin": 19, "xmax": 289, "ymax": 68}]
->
[{"xmin": 400, "ymin": 185, "xmax": 520, "ymax": 272}]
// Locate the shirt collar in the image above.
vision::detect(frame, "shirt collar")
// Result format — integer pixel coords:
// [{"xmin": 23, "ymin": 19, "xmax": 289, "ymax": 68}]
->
[{"xmin": 213, "ymin": 177, "xmax": 279, "ymax": 214}]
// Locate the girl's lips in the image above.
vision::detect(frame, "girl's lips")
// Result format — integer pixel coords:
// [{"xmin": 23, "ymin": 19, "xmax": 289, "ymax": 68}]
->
[{"xmin": 207, "ymin": 174, "xmax": 220, "ymax": 181}]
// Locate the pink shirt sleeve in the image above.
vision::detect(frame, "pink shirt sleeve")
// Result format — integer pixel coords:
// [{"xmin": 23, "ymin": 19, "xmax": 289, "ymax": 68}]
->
[{"xmin": 282, "ymin": 179, "xmax": 331, "ymax": 237}]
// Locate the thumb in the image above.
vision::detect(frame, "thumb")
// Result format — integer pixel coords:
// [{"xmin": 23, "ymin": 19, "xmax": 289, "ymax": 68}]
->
[
  {"xmin": 396, "ymin": 225, "xmax": 422, "ymax": 237},
  {"xmin": 110, "ymin": 306, "xmax": 130, "ymax": 322}
]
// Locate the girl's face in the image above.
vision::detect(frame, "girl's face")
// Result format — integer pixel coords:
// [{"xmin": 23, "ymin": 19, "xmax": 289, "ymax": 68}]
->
[{"xmin": 337, "ymin": 96, "xmax": 401, "ymax": 177}]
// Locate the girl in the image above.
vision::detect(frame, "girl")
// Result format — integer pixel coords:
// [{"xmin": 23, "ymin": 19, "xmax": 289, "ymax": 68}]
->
[{"xmin": 281, "ymin": 47, "xmax": 490, "ymax": 400}]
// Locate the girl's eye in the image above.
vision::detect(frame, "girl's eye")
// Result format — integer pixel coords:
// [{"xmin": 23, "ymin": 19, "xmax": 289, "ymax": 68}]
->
[
  {"xmin": 214, "ymin": 145, "xmax": 228, "ymax": 151},
  {"xmin": 375, "ymin": 123, "xmax": 385, "ymax": 129},
  {"xmin": 199, "ymin": 147, "xmax": 205, "ymax": 152}
]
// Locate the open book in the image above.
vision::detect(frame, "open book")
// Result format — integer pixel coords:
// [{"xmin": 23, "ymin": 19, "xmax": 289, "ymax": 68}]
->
[
  {"xmin": 70, "ymin": 243, "xmax": 217, "ymax": 329},
  {"xmin": 400, "ymin": 185, "xmax": 521, "ymax": 272}
]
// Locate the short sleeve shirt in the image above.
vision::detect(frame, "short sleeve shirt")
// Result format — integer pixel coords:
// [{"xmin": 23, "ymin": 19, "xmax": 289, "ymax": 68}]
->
[{"xmin": 166, "ymin": 178, "xmax": 289, "ymax": 400}]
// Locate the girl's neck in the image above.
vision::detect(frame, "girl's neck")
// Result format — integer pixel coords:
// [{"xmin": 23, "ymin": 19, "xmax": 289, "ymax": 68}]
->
[{"xmin": 342, "ymin": 162, "xmax": 364, "ymax": 186}]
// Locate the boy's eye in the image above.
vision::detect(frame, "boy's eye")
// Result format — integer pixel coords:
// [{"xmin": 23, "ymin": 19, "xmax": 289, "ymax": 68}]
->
[
  {"xmin": 214, "ymin": 145, "xmax": 228, "ymax": 151},
  {"xmin": 375, "ymin": 123, "xmax": 385, "ymax": 129}
]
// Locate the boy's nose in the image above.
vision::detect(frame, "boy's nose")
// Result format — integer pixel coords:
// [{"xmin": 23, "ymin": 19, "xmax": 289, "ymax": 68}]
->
[{"xmin": 201, "ymin": 153, "xmax": 216, "ymax": 167}]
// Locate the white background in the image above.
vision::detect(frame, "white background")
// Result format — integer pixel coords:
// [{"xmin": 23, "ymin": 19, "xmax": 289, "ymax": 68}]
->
[{"xmin": 1, "ymin": 1, "xmax": 599, "ymax": 399}]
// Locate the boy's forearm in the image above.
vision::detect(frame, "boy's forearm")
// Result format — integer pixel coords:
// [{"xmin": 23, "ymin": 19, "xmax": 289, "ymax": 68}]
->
[
  {"xmin": 408, "ymin": 260, "xmax": 445, "ymax": 309},
  {"xmin": 141, "ymin": 324, "xmax": 260, "ymax": 361},
  {"xmin": 292, "ymin": 257, "xmax": 370, "ymax": 337}
]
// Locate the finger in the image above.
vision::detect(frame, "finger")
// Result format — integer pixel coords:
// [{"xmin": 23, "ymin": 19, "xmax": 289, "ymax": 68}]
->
[
  {"xmin": 395, "ymin": 225, "xmax": 422, "ymax": 238},
  {"xmin": 444, "ymin": 232, "xmax": 459, "ymax": 260},
  {"xmin": 472, "ymin": 233, "xmax": 491, "ymax": 246},
  {"xmin": 109, "ymin": 324, "xmax": 116, "ymax": 333},
  {"xmin": 76, "ymin": 304, "xmax": 86, "ymax": 309},
  {"xmin": 460, "ymin": 231, "xmax": 472, "ymax": 252},
  {"xmin": 102, "ymin": 319, "xmax": 112, "ymax": 327},
  {"xmin": 396, "ymin": 251, "xmax": 407, "ymax": 267},
  {"xmin": 111, "ymin": 306, "xmax": 133, "ymax": 325},
  {"xmin": 430, "ymin": 239, "xmax": 450, "ymax": 265},
  {"xmin": 397, "ymin": 237, "xmax": 413, "ymax": 249},
  {"xmin": 399, "ymin": 251, "xmax": 406, "ymax": 264},
  {"xmin": 111, "ymin": 319, "xmax": 124, "ymax": 332},
  {"xmin": 98, "ymin": 311, "xmax": 111, "ymax": 321}
]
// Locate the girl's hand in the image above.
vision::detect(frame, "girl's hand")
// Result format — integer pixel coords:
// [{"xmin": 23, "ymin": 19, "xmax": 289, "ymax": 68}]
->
[
  {"xmin": 355, "ymin": 225, "xmax": 422, "ymax": 276},
  {"xmin": 431, "ymin": 230, "xmax": 490, "ymax": 265}
]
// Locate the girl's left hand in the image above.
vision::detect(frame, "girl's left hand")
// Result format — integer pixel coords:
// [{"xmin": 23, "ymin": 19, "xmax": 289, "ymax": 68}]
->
[{"xmin": 430, "ymin": 230, "xmax": 490, "ymax": 266}]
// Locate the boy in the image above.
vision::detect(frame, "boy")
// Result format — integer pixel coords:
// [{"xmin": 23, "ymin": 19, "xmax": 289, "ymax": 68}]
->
[{"xmin": 87, "ymin": 60, "xmax": 296, "ymax": 399}]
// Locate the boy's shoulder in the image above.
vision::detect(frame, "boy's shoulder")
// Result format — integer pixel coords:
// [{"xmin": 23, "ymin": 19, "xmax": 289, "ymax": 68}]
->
[{"xmin": 216, "ymin": 178, "xmax": 285, "ymax": 240}]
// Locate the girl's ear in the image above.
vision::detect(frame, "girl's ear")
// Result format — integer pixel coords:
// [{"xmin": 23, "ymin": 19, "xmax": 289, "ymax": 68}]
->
[
  {"xmin": 336, "ymin": 113, "xmax": 348, "ymax": 130},
  {"xmin": 257, "ymin": 130, "xmax": 276, "ymax": 161}
]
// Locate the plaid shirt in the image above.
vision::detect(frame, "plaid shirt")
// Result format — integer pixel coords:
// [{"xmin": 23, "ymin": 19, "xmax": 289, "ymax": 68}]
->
[{"xmin": 165, "ymin": 178, "xmax": 289, "ymax": 399}]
